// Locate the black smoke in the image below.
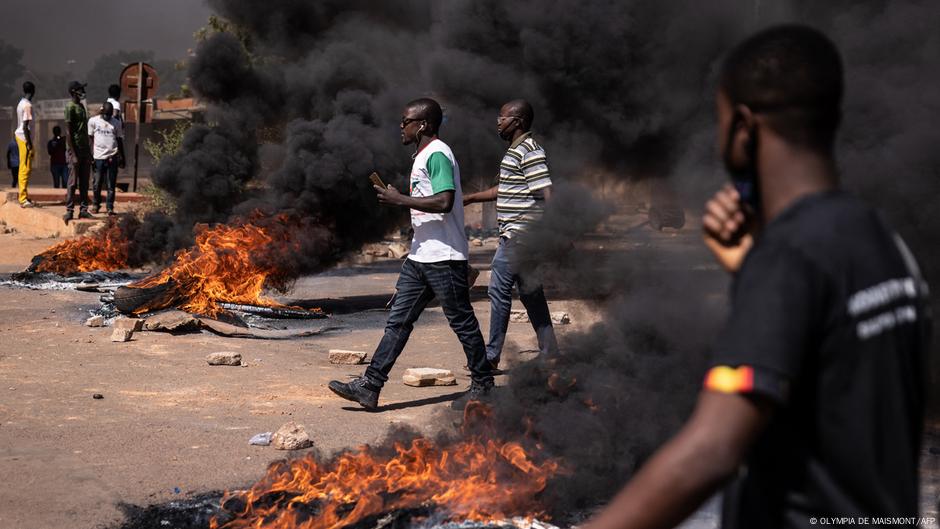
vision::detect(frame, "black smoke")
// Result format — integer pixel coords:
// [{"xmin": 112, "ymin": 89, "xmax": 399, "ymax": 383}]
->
[{"xmin": 130, "ymin": 0, "xmax": 940, "ymax": 518}]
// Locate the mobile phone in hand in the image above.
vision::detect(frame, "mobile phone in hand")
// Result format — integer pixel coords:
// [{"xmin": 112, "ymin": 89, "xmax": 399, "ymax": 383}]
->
[{"xmin": 369, "ymin": 172, "xmax": 386, "ymax": 189}]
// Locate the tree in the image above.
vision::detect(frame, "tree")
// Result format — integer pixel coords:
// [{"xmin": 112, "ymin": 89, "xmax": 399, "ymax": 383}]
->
[
  {"xmin": 0, "ymin": 39, "xmax": 25, "ymax": 105},
  {"xmin": 84, "ymin": 49, "xmax": 155, "ymax": 103}
]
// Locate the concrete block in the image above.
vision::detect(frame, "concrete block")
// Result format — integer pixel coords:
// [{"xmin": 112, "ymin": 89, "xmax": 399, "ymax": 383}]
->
[
  {"xmin": 328, "ymin": 349, "xmax": 367, "ymax": 364},
  {"xmin": 110, "ymin": 328, "xmax": 133, "ymax": 342},
  {"xmin": 113, "ymin": 317, "xmax": 144, "ymax": 332},
  {"xmin": 272, "ymin": 421, "xmax": 314, "ymax": 450},
  {"xmin": 402, "ymin": 367, "xmax": 457, "ymax": 387},
  {"xmin": 206, "ymin": 352, "xmax": 242, "ymax": 366}
]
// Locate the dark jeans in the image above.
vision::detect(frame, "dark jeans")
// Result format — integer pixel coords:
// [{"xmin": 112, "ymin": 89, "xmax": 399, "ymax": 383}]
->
[
  {"xmin": 365, "ymin": 258, "xmax": 493, "ymax": 388},
  {"xmin": 66, "ymin": 157, "xmax": 91, "ymax": 213},
  {"xmin": 50, "ymin": 164, "xmax": 68, "ymax": 188},
  {"xmin": 93, "ymin": 158, "xmax": 119, "ymax": 211},
  {"xmin": 486, "ymin": 237, "xmax": 559, "ymax": 365},
  {"xmin": 9, "ymin": 166, "xmax": 17, "ymax": 187}
]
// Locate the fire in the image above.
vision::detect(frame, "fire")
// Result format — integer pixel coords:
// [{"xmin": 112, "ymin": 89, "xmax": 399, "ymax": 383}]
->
[
  {"xmin": 128, "ymin": 214, "xmax": 323, "ymax": 317},
  {"xmin": 212, "ymin": 404, "xmax": 561, "ymax": 529},
  {"xmin": 30, "ymin": 220, "xmax": 130, "ymax": 274}
]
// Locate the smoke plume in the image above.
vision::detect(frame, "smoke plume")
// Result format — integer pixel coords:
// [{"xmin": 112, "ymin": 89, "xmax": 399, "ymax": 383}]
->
[{"xmin": 128, "ymin": 0, "xmax": 940, "ymax": 517}]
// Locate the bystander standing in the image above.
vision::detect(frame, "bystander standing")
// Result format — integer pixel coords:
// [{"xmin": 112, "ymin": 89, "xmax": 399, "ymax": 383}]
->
[
  {"xmin": 47, "ymin": 126, "xmax": 68, "ymax": 189},
  {"xmin": 5, "ymin": 138, "xmax": 18, "ymax": 188}
]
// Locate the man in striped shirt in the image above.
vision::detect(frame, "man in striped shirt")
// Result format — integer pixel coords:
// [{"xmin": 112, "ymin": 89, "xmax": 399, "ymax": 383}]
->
[{"xmin": 465, "ymin": 99, "xmax": 559, "ymax": 370}]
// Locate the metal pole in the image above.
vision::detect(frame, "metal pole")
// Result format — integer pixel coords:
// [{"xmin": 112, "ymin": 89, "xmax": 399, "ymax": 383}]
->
[{"xmin": 133, "ymin": 61, "xmax": 142, "ymax": 192}]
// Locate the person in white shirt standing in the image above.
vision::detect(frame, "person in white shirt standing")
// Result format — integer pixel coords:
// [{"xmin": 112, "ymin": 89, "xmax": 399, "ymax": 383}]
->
[
  {"xmin": 14, "ymin": 81, "xmax": 36, "ymax": 208},
  {"xmin": 106, "ymin": 84, "xmax": 122, "ymax": 125},
  {"xmin": 328, "ymin": 98, "xmax": 494, "ymax": 411},
  {"xmin": 87, "ymin": 102, "xmax": 125, "ymax": 216}
]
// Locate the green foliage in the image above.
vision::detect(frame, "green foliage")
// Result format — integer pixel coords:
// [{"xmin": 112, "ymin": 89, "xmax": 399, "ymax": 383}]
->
[
  {"xmin": 194, "ymin": 15, "xmax": 254, "ymax": 54},
  {"xmin": 141, "ymin": 121, "xmax": 191, "ymax": 215},
  {"xmin": 0, "ymin": 39, "xmax": 25, "ymax": 105},
  {"xmin": 143, "ymin": 120, "xmax": 191, "ymax": 165}
]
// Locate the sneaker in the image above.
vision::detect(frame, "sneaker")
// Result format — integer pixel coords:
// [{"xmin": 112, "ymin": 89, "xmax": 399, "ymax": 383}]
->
[
  {"xmin": 78, "ymin": 210, "xmax": 94, "ymax": 219},
  {"xmin": 451, "ymin": 380, "xmax": 495, "ymax": 410},
  {"xmin": 107, "ymin": 210, "xmax": 117, "ymax": 217},
  {"xmin": 328, "ymin": 377, "xmax": 380, "ymax": 410},
  {"xmin": 92, "ymin": 205, "xmax": 101, "ymax": 214},
  {"xmin": 63, "ymin": 212, "xmax": 74, "ymax": 224},
  {"xmin": 20, "ymin": 200, "xmax": 35, "ymax": 208}
]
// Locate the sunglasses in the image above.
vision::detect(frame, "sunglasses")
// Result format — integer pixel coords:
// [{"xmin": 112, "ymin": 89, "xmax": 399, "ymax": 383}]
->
[{"xmin": 400, "ymin": 117, "xmax": 425, "ymax": 127}]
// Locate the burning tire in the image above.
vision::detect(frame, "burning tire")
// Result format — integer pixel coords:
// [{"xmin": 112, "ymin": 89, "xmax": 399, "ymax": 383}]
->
[{"xmin": 112, "ymin": 281, "xmax": 178, "ymax": 314}]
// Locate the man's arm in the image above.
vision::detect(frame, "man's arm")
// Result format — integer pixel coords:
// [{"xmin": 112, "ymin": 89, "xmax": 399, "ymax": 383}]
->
[
  {"xmin": 23, "ymin": 121, "xmax": 32, "ymax": 155},
  {"xmin": 581, "ymin": 391, "xmax": 772, "ymax": 529},
  {"xmin": 65, "ymin": 108, "xmax": 77, "ymax": 154},
  {"xmin": 375, "ymin": 185, "xmax": 455, "ymax": 213},
  {"xmin": 88, "ymin": 121, "xmax": 95, "ymax": 161},
  {"xmin": 116, "ymin": 122, "xmax": 126, "ymax": 168},
  {"xmin": 542, "ymin": 185, "xmax": 553, "ymax": 203},
  {"xmin": 464, "ymin": 185, "xmax": 498, "ymax": 205}
]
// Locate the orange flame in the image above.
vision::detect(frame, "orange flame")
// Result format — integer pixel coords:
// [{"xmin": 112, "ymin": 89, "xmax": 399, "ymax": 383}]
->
[
  {"xmin": 212, "ymin": 404, "xmax": 561, "ymax": 529},
  {"xmin": 130, "ymin": 214, "xmax": 321, "ymax": 317},
  {"xmin": 31, "ymin": 220, "xmax": 130, "ymax": 274}
]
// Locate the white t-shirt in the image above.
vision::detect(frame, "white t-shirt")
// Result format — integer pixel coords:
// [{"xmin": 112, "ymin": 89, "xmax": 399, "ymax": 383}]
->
[
  {"xmin": 106, "ymin": 97, "xmax": 122, "ymax": 122},
  {"xmin": 408, "ymin": 139, "xmax": 468, "ymax": 263},
  {"xmin": 14, "ymin": 98, "xmax": 33, "ymax": 142},
  {"xmin": 88, "ymin": 115, "xmax": 124, "ymax": 160}
]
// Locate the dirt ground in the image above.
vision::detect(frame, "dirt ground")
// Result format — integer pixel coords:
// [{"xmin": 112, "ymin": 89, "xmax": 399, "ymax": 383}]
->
[
  {"xmin": 0, "ymin": 228, "xmax": 600, "ymax": 529},
  {"xmin": 0, "ymin": 219, "xmax": 937, "ymax": 529}
]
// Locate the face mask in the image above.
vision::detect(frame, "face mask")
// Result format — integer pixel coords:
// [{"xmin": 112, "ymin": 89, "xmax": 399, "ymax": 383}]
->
[{"xmin": 722, "ymin": 120, "xmax": 761, "ymax": 214}]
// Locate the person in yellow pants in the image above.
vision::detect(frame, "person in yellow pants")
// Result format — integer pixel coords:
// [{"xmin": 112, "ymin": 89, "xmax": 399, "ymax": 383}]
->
[{"xmin": 14, "ymin": 81, "xmax": 36, "ymax": 207}]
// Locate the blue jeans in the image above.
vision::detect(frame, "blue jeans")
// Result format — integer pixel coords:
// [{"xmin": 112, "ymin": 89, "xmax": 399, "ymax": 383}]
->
[
  {"xmin": 93, "ymin": 158, "xmax": 119, "ymax": 211},
  {"xmin": 365, "ymin": 259, "xmax": 493, "ymax": 388},
  {"xmin": 486, "ymin": 237, "xmax": 559, "ymax": 365},
  {"xmin": 50, "ymin": 164, "xmax": 68, "ymax": 188}
]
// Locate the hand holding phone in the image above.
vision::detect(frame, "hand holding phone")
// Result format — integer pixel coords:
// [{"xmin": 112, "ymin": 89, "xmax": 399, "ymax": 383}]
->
[{"xmin": 369, "ymin": 172, "xmax": 386, "ymax": 189}]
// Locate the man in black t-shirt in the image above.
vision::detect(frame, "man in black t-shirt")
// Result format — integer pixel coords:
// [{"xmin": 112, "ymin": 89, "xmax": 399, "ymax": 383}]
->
[{"xmin": 582, "ymin": 25, "xmax": 930, "ymax": 529}]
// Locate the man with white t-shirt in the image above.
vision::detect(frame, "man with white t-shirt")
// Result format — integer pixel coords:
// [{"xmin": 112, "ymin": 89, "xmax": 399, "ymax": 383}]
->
[
  {"xmin": 107, "ymin": 84, "xmax": 122, "ymax": 125},
  {"xmin": 329, "ymin": 98, "xmax": 494, "ymax": 411},
  {"xmin": 88, "ymin": 102, "xmax": 125, "ymax": 216}
]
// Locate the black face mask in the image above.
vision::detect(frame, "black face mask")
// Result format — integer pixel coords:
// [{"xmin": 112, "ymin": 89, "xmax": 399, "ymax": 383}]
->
[{"xmin": 722, "ymin": 119, "xmax": 761, "ymax": 215}]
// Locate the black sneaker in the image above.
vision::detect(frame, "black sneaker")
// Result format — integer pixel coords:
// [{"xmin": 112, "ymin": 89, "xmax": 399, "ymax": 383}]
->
[
  {"xmin": 107, "ymin": 210, "xmax": 117, "ymax": 217},
  {"xmin": 451, "ymin": 380, "xmax": 495, "ymax": 410},
  {"xmin": 63, "ymin": 212, "xmax": 74, "ymax": 224},
  {"xmin": 78, "ymin": 210, "xmax": 94, "ymax": 219},
  {"xmin": 328, "ymin": 377, "xmax": 380, "ymax": 410},
  {"xmin": 92, "ymin": 205, "xmax": 100, "ymax": 214}
]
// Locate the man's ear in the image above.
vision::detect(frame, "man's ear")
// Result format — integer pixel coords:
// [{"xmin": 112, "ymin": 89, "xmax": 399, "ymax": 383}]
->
[{"xmin": 731, "ymin": 104, "xmax": 756, "ymax": 159}]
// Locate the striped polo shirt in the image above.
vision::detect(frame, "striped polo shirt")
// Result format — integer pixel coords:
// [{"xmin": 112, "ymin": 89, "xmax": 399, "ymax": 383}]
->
[{"xmin": 496, "ymin": 132, "xmax": 553, "ymax": 238}]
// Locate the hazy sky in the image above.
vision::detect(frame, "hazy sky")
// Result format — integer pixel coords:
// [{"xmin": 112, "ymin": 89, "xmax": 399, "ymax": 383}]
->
[{"xmin": 0, "ymin": 0, "xmax": 213, "ymax": 73}]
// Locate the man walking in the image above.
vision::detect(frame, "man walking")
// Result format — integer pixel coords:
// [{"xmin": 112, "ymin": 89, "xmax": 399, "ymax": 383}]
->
[
  {"xmin": 6, "ymin": 138, "xmax": 18, "ymax": 188},
  {"xmin": 64, "ymin": 81, "xmax": 93, "ymax": 223},
  {"xmin": 580, "ymin": 25, "xmax": 929, "ymax": 529},
  {"xmin": 14, "ymin": 81, "xmax": 36, "ymax": 207},
  {"xmin": 47, "ymin": 126, "xmax": 68, "ymax": 189},
  {"xmin": 328, "ymin": 98, "xmax": 494, "ymax": 411},
  {"xmin": 464, "ymin": 99, "xmax": 559, "ymax": 371},
  {"xmin": 88, "ymin": 102, "xmax": 125, "ymax": 216}
]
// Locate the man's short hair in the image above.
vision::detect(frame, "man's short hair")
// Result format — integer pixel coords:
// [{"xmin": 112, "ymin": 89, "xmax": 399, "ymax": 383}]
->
[
  {"xmin": 504, "ymin": 99, "xmax": 534, "ymax": 131},
  {"xmin": 53, "ymin": 125, "xmax": 61, "ymax": 135},
  {"xmin": 405, "ymin": 98, "xmax": 443, "ymax": 134},
  {"xmin": 22, "ymin": 81, "xmax": 35, "ymax": 95},
  {"xmin": 108, "ymin": 84, "xmax": 121, "ymax": 98},
  {"xmin": 720, "ymin": 24, "xmax": 843, "ymax": 151}
]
